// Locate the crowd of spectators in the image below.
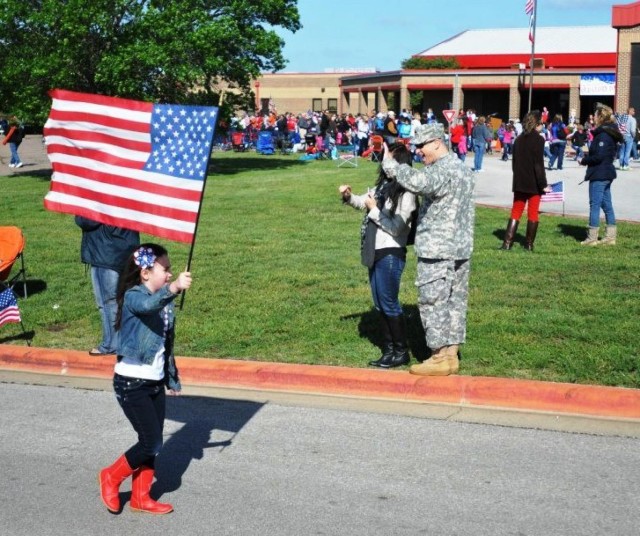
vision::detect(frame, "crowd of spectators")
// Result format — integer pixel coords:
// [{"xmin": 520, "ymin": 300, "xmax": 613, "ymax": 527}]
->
[{"xmin": 221, "ymin": 105, "xmax": 639, "ymax": 172}]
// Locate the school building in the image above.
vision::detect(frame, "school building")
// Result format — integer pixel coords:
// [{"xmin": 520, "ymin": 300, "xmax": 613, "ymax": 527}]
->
[{"xmin": 254, "ymin": 0, "xmax": 640, "ymax": 123}]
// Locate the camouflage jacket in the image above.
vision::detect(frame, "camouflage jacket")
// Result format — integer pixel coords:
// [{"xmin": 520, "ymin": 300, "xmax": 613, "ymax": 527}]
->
[{"xmin": 382, "ymin": 152, "xmax": 475, "ymax": 260}]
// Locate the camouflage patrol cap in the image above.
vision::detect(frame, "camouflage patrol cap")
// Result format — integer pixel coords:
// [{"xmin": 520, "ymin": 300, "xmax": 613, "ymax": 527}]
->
[{"xmin": 412, "ymin": 123, "xmax": 445, "ymax": 145}]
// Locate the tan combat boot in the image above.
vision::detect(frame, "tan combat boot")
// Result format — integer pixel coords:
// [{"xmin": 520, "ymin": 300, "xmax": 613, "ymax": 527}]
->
[
  {"xmin": 446, "ymin": 344, "xmax": 460, "ymax": 374},
  {"xmin": 580, "ymin": 227, "xmax": 599, "ymax": 246},
  {"xmin": 599, "ymin": 225, "xmax": 617, "ymax": 246},
  {"xmin": 409, "ymin": 347, "xmax": 452, "ymax": 376}
]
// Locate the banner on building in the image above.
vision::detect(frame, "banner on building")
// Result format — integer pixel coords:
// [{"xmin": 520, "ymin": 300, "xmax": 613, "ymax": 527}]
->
[{"xmin": 580, "ymin": 74, "xmax": 615, "ymax": 96}]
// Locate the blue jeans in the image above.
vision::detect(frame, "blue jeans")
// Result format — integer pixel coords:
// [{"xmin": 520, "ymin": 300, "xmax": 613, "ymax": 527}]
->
[
  {"xmin": 9, "ymin": 142, "xmax": 21, "ymax": 165},
  {"xmin": 588, "ymin": 180, "xmax": 615, "ymax": 227},
  {"xmin": 618, "ymin": 134, "xmax": 633, "ymax": 167},
  {"xmin": 91, "ymin": 266, "xmax": 119, "ymax": 353},
  {"xmin": 572, "ymin": 144, "xmax": 585, "ymax": 160},
  {"xmin": 473, "ymin": 142, "xmax": 485, "ymax": 170},
  {"xmin": 114, "ymin": 374, "xmax": 165, "ymax": 469},
  {"xmin": 548, "ymin": 141, "xmax": 566, "ymax": 169},
  {"xmin": 369, "ymin": 254, "xmax": 406, "ymax": 317}
]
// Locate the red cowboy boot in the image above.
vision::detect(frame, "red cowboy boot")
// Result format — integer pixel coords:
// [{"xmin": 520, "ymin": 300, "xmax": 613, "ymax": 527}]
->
[{"xmin": 130, "ymin": 466, "xmax": 173, "ymax": 515}]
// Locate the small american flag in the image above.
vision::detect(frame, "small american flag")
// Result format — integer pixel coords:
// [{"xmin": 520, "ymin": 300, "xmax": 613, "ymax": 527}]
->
[
  {"xmin": 526, "ymin": 0, "xmax": 535, "ymax": 43},
  {"xmin": 44, "ymin": 89, "xmax": 218, "ymax": 243},
  {"xmin": 541, "ymin": 181, "xmax": 564, "ymax": 203},
  {"xmin": 0, "ymin": 287, "xmax": 21, "ymax": 328},
  {"xmin": 525, "ymin": 0, "xmax": 534, "ymax": 15}
]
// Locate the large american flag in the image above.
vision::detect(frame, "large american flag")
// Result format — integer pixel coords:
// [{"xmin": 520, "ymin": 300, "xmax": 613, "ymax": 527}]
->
[
  {"xmin": 541, "ymin": 181, "xmax": 564, "ymax": 203},
  {"xmin": 0, "ymin": 287, "xmax": 21, "ymax": 328},
  {"xmin": 44, "ymin": 89, "xmax": 218, "ymax": 243}
]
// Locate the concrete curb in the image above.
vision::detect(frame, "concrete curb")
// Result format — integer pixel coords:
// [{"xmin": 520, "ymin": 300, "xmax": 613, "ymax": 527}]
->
[{"xmin": 1, "ymin": 344, "xmax": 639, "ymax": 421}]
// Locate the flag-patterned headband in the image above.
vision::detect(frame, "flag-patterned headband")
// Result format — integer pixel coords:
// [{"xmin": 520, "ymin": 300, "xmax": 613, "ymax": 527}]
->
[{"xmin": 133, "ymin": 247, "xmax": 155, "ymax": 270}]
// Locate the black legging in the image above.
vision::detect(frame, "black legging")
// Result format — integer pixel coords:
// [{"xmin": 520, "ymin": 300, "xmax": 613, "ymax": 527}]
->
[{"xmin": 114, "ymin": 374, "xmax": 166, "ymax": 469}]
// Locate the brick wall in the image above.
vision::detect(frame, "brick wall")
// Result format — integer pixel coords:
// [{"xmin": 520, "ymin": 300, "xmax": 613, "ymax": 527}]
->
[{"xmin": 616, "ymin": 27, "xmax": 640, "ymax": 110}]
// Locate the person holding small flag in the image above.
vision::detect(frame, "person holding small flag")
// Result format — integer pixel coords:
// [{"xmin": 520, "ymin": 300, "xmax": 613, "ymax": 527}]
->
[
  {"xmin": 99, "ymin": 243, "xmax": 191, "ymax": 515},
  {"xmin": 500, "ymin": 110, "xmax": 551, "ymax": 252},
  {"xmin": 579, "ymin": 104, "xmax": 622, "ymax": 246}
]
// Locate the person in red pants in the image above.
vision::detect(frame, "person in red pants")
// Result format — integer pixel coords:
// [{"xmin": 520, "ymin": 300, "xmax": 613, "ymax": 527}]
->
[{"xmin": 500, "ymin": 111, "xmax": 551, "ymax": 252}]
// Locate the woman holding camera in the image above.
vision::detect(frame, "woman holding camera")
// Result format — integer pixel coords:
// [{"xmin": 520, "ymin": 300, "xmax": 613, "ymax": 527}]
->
[{"xmin": 339, "ymin": 144, "xmax": 417, "ymax": 368}]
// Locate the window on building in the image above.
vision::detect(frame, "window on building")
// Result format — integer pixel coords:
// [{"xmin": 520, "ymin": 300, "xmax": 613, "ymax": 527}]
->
[
  {"xmin": 328, "ymin": 99, "xmax": 337, "ymax": 112},
  {"xmin": 312, "ymin": 99, "xmax": 323, "ymax": 112},
  {"xmin": 260, "ymin": 98, "xmax": 270, "ymax": 115}
]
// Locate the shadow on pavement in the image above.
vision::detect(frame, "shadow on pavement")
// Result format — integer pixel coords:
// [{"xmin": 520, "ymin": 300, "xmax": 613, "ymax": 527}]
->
[{"xmin": 153, "ymin": 396, "xmax": 264, "ymax": 498}]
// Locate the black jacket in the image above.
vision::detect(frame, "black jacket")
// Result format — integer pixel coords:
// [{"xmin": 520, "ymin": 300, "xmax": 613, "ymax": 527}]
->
[
  {"xmin": 581, "ymin": 124, "xmax": 623, "ymax": 182},
  {"xmin": 75, "ymin": 216, "xmax": 140, "ymax": 272},
  {"xmin": 511, "ymin": 131, "xmax": 547, "ymax": 195}
]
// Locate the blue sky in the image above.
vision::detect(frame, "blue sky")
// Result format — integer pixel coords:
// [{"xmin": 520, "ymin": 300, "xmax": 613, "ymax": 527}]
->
[{"xmin": 275, "ymin": 0, "xmax": 621, "ymax": 73}]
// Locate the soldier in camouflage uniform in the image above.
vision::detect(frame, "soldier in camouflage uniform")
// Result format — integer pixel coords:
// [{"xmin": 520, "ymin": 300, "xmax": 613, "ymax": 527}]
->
[{"xmin": 381, "ymin": 123, "xmax": 475, "ymax": 375}]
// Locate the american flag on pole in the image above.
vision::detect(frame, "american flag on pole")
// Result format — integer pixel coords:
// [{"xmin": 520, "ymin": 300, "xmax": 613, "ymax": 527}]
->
[
  {"xmin": 0, "ymin": 287, "xmax": 21, "ymax": 328},
  {"xmin": 541, "ymin": 181, "xmax": 564, "ymax": 203},
  {"xmin": 526, "ymin": 0, "xmax": 535, "ymax": 43},
  {"xmin": 44, "ymin": 89, "xmax": 218, "ymax": 243}
]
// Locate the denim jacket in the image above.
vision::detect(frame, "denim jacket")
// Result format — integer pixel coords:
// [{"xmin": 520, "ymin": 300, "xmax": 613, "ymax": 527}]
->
[{"xmin": 117, "ymin": 284, "xmax": 181, "ymax": 391}]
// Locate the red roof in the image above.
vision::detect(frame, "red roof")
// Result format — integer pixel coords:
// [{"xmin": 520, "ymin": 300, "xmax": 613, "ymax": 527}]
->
[{"xmin": 612, "ymin": 1, "xmax": 640, "ymax": 28}]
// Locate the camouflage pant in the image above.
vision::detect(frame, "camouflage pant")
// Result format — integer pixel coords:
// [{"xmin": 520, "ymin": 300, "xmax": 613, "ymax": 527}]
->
[{"xmin": 415, "ymin": 258, "xmax": 470, "ymax": 350}]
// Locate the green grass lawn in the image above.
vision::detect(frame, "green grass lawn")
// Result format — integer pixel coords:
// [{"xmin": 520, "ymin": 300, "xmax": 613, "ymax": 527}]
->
[{"xmin": 1, "ymin": 150, "xmax": 639, "ymax": 388}]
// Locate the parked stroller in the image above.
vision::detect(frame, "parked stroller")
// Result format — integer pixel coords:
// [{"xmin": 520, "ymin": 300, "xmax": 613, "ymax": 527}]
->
[
  {"xmin": 305, "ymin": 133, "xmax": 317, "ymax": 155},
  {"xmin": 256, "ymin": 131, "xmax": 275, "ymax": 155},
  {"xmin": 276, "ymin": 133, "xmax": 294, "ymax": 154}
]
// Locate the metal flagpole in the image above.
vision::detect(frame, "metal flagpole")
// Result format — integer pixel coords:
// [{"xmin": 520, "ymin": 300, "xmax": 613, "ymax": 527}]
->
[
  {"xmin": 527, "ymin": 0, "xmax": 538, "ymax": 112},
  {"xmin": 179, "ymin": 108, "xmax": 219, "ymax": 310}
]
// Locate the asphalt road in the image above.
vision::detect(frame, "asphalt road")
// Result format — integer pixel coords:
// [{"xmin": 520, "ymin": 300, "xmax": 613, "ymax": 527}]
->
[{"xmin": 1, "ymin": 378, "xmax": 639, "ymax": 536}]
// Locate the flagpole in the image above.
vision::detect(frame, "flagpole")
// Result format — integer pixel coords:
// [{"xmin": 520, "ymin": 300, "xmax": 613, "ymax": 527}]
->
[
  {"xmin": 179, "ymin": 109, "xmax": 219, "ymax": 310},
  {"xmin": 527, "ymin": 0, "xmax": 538, "ymax": 113}
]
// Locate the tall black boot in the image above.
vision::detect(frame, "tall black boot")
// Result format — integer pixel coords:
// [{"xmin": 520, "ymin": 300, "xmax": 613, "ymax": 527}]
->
[
  {"xmin": 369, "ymin": 313, "xmax": 394, "ymax": 367},
  {"xmin": 523, "ymin": 220, "xmax": 539, "ymax": 251},
  {"xmin": 499, "ymin": 218, "xmax": 519, "ymax": 250},
  {"xmin": 380, "ymin": 314, "xmax": 410, "ymax": 368}
]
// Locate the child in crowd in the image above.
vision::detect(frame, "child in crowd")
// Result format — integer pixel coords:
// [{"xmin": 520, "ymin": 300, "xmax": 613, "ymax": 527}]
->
[
  {"xmin": 458, "ymin": 133, "xmax": 468, "ymax": 162},
  {"xmin": 99, "ymin": 243, "xmax": 192, "ymax": 515}
]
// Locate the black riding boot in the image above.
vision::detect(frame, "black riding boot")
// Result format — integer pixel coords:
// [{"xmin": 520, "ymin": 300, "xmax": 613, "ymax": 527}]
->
[
  {"xmin": 380, "ymin": 314, "xmax": 410, "ymax": 368},
  {"xmin": 499, "ymin": 218, "xmax": 519, "ymax": 250},
  {"xmin": 369, "ymin": 313, "xmax": 394, "ymax": 367},
  {"xmin": 523, "ymin": 220, "xmax": 539, "ymax": 251}
]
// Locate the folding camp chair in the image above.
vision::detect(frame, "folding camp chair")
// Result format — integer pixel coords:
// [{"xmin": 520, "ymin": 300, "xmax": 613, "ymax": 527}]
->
[
  {"xmin": 336, "ymin": 144, "xmax": 358, "ymax": 168},
  {"xmin": 369, "ymin": 135, "xmax": 384, "ymax": 163},
  {"xmin": 231, "ymin": 131, "xmax": 248, "ymax": 152},
  {"xmin": 0, "ymin": 226, "xmax": 27, "ymax": 298},
  {"xmin": 256, "ymin": 131, "xmax": 275, "ymax": 155}
]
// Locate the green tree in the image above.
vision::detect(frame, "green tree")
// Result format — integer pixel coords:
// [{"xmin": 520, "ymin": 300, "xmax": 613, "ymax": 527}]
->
[
  {"xmin": 0, "ymin": 0, "xmax": 300, "ymax": 124},
  {"xmin": 401, "ymin": 56, "xmax": 460, "ymax": 70}
]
